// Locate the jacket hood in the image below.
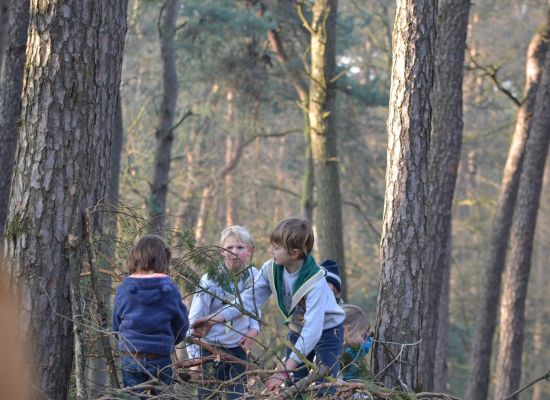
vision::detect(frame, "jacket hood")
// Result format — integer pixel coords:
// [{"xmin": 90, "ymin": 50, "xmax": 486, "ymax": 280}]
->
[{"xmin": 124, "ymin": 277, "xmax": 173, "ymax": 305}]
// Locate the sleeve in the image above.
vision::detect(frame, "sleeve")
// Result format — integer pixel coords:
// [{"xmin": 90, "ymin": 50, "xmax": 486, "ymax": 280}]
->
[
  {"xmin": 171, "ymin": 286, "xmax": 189, "ymax": 346},
  {"xmin": 246, "ymin": 267, "xmax": 261, "ymax": 333},
  {"xmin": 186, "ymin": 275, "xmax": 212, "ymax": 359},
  {"xmin": 220, "ymin": 260, "xmax": 273, "ymax": 323},
  {"xmin": 112, "ymin": 288, "xmax": 121, "ymax": 333},
  {"xmin": 288, "ymin": 284, "xmax": 328, "ymax": 363}
]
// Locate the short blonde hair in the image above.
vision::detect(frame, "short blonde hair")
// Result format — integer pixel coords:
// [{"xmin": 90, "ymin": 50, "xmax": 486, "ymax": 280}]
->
[
  {"xmin": 269, "ymin": 218, "xmax": 314, "ymax": 259},
  {"xmin": 220, "ymin": 225, "xmax": 253, "ymax": 247},
  {"xmin": 127, "ymin": 235, "xmax": 171, "ymax": 274},
  {"xmin": 343, "ymin": 304, "xmax": 370, "ymax": 345}
]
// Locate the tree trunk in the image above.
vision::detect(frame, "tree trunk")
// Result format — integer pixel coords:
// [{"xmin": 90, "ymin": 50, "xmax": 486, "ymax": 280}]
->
[
  {"xmin": 225, "ymin": 89, "xmax": 235, "ymax": 226},
  {"xmin": 0, "ymin": 0, "xmax": 9, "ymax": 76},
  {"xmin": 373, "ymin": 0, "xmax": 436, "ymax": 391},
  {"xmin": 307, "ymin": 0, "xmax": 347, "ymax": 298},
  {"xmin": 531, "ymin": 160, "xmax": 549, "ymax": 400},
  {"xmin": 0, "ymin": 0, "xmax": 29, "ymax": 247},
  {"xmin": 2, "ymin": 1, "xmax": 128, "ymax": 398},
  {"xmin": 493, "ymin": 48, "xmax": 550, "ymax": 400},
  {"xmin": 85, "ymin": 96, "xmax": 123, "ymax": 397},
  {"xmin": 466, "ymin": 8, "xmax": 550, "ymax": 400},
  {"xmin": 433, "ymin": 259, "xmax": 450, "ymax": 392},
  {"xmin": 418, "ymin": 0, "xmax": 469, "ymax": 391},
  {"xmin": 149, "ymin": 0, "xmax": 180, "ymax": 231}
]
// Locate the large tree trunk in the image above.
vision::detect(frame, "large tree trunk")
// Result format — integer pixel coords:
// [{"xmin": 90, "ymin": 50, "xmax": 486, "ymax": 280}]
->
[
  {"xmin": 493, "ymin": 48, "xmax": 550, "ymax": 400},
  {"xmin": 2, "ymin": 1, "xmax": 128, "ymax": 398},
  {"xmin": 418, "ymin": 0, "xmax": 469, "ymax": 391},
  {"xmin": 0, "ymin": 0, "xmax": 8, "ymax": 75},
  {"xmin": 373, "ymin": 1, "xmax": 436, "ymax": 391},
  {"xmin": 307, "ymin": 0, "xmax": 347, "ymax": 297},
  {"xmin": 0, "ymin": 0, "xmax": 29, "ymax": 246},
  {"xmin": 149, "ymin": 0, "xmax": 180, "ymax": 231},
  {"xmin": 466, "ymin": 8, "xmax": 550, "ymax": 400}
]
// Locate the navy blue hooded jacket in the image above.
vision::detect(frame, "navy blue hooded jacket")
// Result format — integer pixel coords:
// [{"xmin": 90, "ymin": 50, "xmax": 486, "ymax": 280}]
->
[{"xmin": 113, "ymin": 276, "xmax": 189, "ymax": 356}]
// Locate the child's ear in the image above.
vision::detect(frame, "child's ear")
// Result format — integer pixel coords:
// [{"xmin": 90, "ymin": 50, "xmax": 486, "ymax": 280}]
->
[{"xmin": 290, "ymin": 248, "xmax": 301, "ymax": 259}]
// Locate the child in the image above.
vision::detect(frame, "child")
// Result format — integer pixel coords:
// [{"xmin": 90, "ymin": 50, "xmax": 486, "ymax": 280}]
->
[
  {"xmin": 341, "ymin": 304, "xmax": 372, "ymax": 381},
  {"xmin": 112, "ymin": 234, "xmax": 189, "ymax": 389},
  {"xmin": 188, "ymin": 225, "xmax": 261, "ymax": 399},
  {"xmin": 193, "ymin": 218, "xmax": 345, "ymax": 394},
  {"xmin": 320, "ymin": 258, "xmax": 343, "ymax": 303}
]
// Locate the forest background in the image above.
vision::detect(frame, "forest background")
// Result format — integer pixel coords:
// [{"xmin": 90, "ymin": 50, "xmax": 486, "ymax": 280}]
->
[{"xmin": 0, "ymin": 0, "xmax": 549, "ymax": 399}]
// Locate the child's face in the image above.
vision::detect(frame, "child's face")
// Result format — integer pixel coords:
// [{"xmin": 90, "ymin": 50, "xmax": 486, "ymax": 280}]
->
[
  {"xmin": 270, "ymin": 242, "xmax": 297, "ymax": 266},
  {"xmin": 222, "ymin": 236, "xmax": 253, "ymax": 270}
]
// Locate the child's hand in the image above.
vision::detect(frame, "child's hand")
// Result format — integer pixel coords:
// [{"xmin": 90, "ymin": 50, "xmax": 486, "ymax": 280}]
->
[
  {"xmin": 265, "ymin": 373, "xmax": 287, "ymax": 392},
  {"xmin": 240, "ymin": 329, "xmax": 258, "ymax": 351},
  {"xmin": 192, "ymin": 314, "xmax": 224, "ymax": 337}
]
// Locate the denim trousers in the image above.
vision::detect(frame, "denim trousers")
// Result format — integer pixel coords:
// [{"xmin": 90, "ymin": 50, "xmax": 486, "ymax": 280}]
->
[
  {"xmin": 121, "ymin": 355, "xmax": 173, "ymax": 390},
  {"xmin": 198, "ymin": 345, "xmax": 247, "ymax": 400},
  {"xmin": 286, "ymin": 324, "xmax": 344, "ymax": 396}
]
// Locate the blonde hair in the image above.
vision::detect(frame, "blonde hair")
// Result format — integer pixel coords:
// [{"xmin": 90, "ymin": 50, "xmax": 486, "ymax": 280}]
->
[
  {"xmin": 269, "ymin": 218, "xmax": 314, "ymax": 259},
  {"xmin": 343, "ymin": 304, "xmax": 371, "ymax": 345},
  {"xmin": 127, "ymin": 234, "xmax": 171, "ymax": 274},
  {"xmin": 220, "ymin": 225, "xmax": 253, "ymax": 247}
]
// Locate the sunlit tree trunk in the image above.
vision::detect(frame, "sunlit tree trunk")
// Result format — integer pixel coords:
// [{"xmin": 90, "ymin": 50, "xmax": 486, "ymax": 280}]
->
[
  {"xmin": 418, "ymin": 0, "xmax": 469, "ymax": 391},
  {"xmin": 149, "ymin": 0, "xmax": 180, "ymax": 231},
  {"xmin": 466, "ymin": 8, "xmax": 550, "ymax": 399},
  {"xmin": 493, "ymin": 48, "xmax": 550, "ymax": 399},
  {"xmin": 307, "ymin": 0, "xmax": 347, "ymax": 297},
  {"xmin": 0, "ymin": 0, "xmax": 29, "ymax": 246},
  {"xmin": 373, "ymin": 0, "xmax": 436, "ymax": 391},
  {"xmin": 225, "ymin": 89, "xmax": 235, "ymax": 226},
  {"xmin": 2, "ymin": 1, "xmax": 128, "ymax": 398}
]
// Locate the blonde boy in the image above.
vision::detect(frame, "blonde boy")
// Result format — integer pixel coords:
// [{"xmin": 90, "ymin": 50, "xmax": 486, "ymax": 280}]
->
[{"xmin": 188, "ymin": 225, "xmax": 260, "ymax": 399}]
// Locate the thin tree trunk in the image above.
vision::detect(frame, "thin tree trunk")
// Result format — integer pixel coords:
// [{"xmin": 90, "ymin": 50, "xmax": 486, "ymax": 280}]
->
[
  {"xmin": 418, "ymin": 0, "xmax": 469, "ymax": 391},
  {"xmin": 531, "ymin": 160, "xmax": 549, "ymax": 400},
  {"xmin": 306, "ymin": 0, "xmax": 347, "ymax": 298},
  {"xmin": 433, "ymin": 257, "xmax": 450, "ymax": 392},
  {"xmin": 2, "ymin": 1, "xmax": 128, "ymax": 398},
  {"xmin": 466, "ymin": 8, "xmax": 550, "ymax": 400},
  {"xmin": 194, "ymin": 186, "xmax": 211, "ymax": 246},
  {"xmin": 225, "ymin": 89, "xmax": 235, "ymax": 227},
  {"xmin": 0, "ymin": 0, "xmax": 29, "ymax": 246},
  {"xmin": 373, "ymin": 0, "xmax": 436, "ymax": 391},
  {"xmin": 493, "ymin": 48, "xmax": 550, "ymax": 399},
  {"xmin": 149, "ymin": 0, "xmax": 180, "ymax": 231}
]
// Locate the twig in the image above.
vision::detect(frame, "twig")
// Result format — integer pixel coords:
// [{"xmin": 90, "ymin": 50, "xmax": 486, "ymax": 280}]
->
[{"xmin": 504, "ymin": 370, "xmax": 550, "ymax": 400}]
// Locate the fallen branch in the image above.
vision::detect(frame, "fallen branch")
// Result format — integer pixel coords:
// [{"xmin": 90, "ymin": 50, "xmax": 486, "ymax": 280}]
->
[{"xmin": 504, "ymin": 369, "xmax": 550, "ymax": 400}]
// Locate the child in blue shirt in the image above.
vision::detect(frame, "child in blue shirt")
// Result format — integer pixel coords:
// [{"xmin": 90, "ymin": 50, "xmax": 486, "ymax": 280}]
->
[
  {"xmin": 112, "ymin": 234, "xmax": 189, "ymax": 390},
  {"xmin": 340, "ymin": 304, "xmax": 372, "ymax": 381},
  {"xmin": 193, "ymin": 218, "xmax": 345, "ymax": 395},
  {"xmin": 188, "ymin": 225, "xmax": 260, "ymax": 399}
]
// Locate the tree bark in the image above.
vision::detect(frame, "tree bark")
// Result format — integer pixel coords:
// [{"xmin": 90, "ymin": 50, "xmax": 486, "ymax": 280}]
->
[
  {"xmin": 418, "ymin": 0, "xmax": 469, "ymax": 391},
  {"xmin": 0, "ymin": 0, "xmax": 9, "ymax": 76},
  {"xmin": 373, "ymin": 0, "xmax": 436, "ymax": 391},
  {"xmin": 2, "ymin": 1, "xmax": 128, "ymax": 398},
  {"xmin": 149, "ymin": 0, "xmax": 180, "ymax": 231},
  {"xmin": 493, "ymin": 47, "xmax": 550, "ymax": 400},
  {"xmin": 466, "ymin": 7, "xmax": 550, "ymax": 400},
  {"xmin": 0, "ymin": 0, "xmax": 29, "ymax": 247},
  {"xmin": 307, "ymin": 0, "xmax": 347, "ymax": 298}
]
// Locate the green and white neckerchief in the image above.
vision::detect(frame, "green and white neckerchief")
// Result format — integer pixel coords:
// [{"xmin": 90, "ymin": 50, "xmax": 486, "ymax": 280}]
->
[{"xmin": 267, "ymin": 255, "xmax": 325, "ymax": 324}]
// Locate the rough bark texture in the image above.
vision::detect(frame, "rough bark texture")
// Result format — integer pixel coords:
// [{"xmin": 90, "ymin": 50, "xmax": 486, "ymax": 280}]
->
[
  {"xmin": 0, "ymin": 0, "xmax": 8, "ymax": 75},
  {"xmin": 307, "ymin": 0, "xmax": 347, "ymax": 297},
  {"xmin": 149, "ymin": 0, "xmax": 180, "ymax": 231},
  {"xmin": 373, "ymin": 0, "xmax": 436, "ymax": 391},
  {"xmin": 433, "ymin": 258, "xmax": 450, "ymax": 392},
  {"xmin": 466, "ymin": 8, "xmax": 550, "ymax": 400},
  {"xmin": 0, "ymin": 0, "xmax": 29, "ymax": 246},
  {"xmin": 493, "ymin": 48, "xmax": 550, "ymax": 400},
  {"xmin": 418, "ymin": 0, "xmax": 469, "ymax": 391},
  {"xmin": 2, "ymin": 1, "xmax": 128, "ymax": 398}
]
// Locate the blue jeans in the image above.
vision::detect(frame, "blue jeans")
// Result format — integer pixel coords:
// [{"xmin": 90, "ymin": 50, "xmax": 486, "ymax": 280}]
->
[
  {"xmin": 121, "ymin": 355, "xmax": 173, "ymax": 390},
  {"xmin": 286, "ymin": 324, "xmax": 344, "ymax": 396},
  {"xmin": 198, "ymin": 346, "xmax": 247, "ymax": 400}
]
